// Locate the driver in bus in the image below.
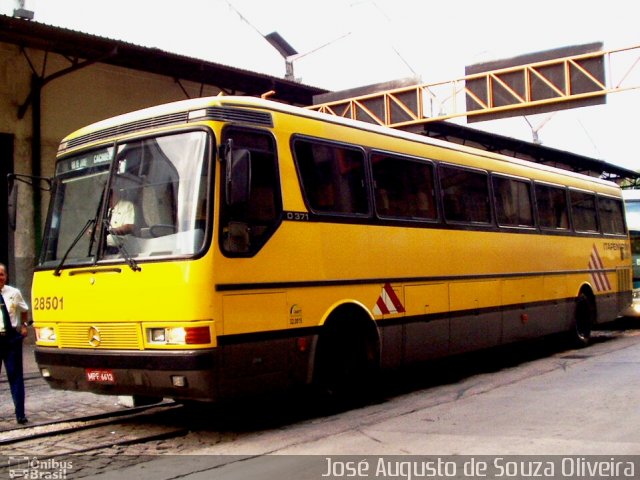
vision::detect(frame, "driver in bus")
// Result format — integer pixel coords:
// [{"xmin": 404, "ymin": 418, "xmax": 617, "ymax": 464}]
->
[{"xmin": 106, "ymin": 186, "xmax": 136, "ymax": 249}]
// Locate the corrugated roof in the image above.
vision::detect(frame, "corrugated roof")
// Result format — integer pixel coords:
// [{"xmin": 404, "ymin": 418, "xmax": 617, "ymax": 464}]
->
[
  {"xmin": 411, "ymin": 121, "xmax": 639, "ymax": 185},
  {"xmin": 0, "ymin": 14, "xmax": 327, "ymax": 105}
]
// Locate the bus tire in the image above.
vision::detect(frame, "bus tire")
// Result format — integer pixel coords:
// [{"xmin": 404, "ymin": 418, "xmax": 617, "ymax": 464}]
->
[
  {"xmin": 569, "ymin": 291, "xmax": 595, "ymax": 348},
  {"xmin": 313, "ymin": 309, "xmax": 380, "ymax": 407}
]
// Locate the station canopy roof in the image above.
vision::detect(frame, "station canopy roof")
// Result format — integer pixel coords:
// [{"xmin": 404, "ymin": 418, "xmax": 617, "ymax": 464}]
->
[
  {"xmin": 0, "ymin": 14, "xmax": 327, "ymax": 106},
  {"xmin": 410, "ymin": 121, "xmax": 639, "ymax": 186}
]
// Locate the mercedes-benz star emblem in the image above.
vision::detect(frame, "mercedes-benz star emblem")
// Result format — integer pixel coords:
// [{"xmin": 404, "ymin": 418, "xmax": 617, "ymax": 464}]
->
[{"xmin": 88, "ymin": 326, "xmax": 101, "ymax": 347}]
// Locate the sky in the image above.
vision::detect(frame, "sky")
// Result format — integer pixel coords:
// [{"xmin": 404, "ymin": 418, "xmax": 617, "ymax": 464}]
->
[{"xmin": 2, "ymin": 0, "xmax": 639, "ymax": 171}]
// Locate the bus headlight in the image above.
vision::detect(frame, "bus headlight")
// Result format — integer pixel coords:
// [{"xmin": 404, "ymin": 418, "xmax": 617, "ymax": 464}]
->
[
  {"xmin": 35, "ymin": 326, "xmax": 57, "ymax": 343},
  {"xmin": 146, "ymin": 326, "xmax": 211, "ymax": 345}
]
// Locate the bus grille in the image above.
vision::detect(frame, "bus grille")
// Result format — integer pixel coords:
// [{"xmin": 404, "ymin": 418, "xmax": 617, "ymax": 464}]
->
[
  {"xmin": 58, "ymin": 323, "xmax": 143, "ymax": 350},
  {"xmin": 617, "ymin": 267, "xmax": 632, "ymax": 292}
]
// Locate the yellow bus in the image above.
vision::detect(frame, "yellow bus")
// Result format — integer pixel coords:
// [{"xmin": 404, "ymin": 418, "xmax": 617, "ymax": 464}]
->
[{"xmin": 33, "ymin": 96, "xmax": 632, "ymax": 404}]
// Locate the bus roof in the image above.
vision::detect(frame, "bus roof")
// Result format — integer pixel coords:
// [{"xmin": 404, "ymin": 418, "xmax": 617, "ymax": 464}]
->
[{"xmin": 60, "ymin": 95, "xmax": 623, "ymax": 192}]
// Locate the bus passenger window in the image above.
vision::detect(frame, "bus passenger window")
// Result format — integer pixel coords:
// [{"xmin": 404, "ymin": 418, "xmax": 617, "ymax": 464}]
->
[
  {"xmin": 535, "ymin": 183, "xmax": 569, "ymax": 230},
  {"xmin": 598, "ymin": 196, "xmax": 626, "ymax": 235},
  {"xmin": 440, "ymin": 165, "xmax": 491, "ymax": 224},
  {"xmin": 493, "ymin": 176, "xmax": 534, "ymax": 227},
  {"xmin": 372, "ymin": 153, "xmax": 436, "ymax": 220},
  {"xmin": 293, "ymin": 138, "xmax": 368, "ymax": 216},
  {"xmin": 570, "ymin": 190, "xmax": 598, "ymax": 233}
]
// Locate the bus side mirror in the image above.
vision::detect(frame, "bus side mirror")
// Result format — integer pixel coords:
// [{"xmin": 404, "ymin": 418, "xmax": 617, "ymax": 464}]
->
[
  {"xmin": 224, "ymin": 140, "xmax": 251, "ymax": 206},
  {"xmin": 7, "ymin": 174, "xmax": 17, "ymax": 230},
  {"xmin": 6, "ymin": 173, "xmax": 52, "ymax": 230}
]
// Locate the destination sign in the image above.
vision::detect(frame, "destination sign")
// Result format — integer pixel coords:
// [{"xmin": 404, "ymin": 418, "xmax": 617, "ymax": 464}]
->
[{"xmin": 57, "ymin": 148, "xmax": 114, "ymax": 175}]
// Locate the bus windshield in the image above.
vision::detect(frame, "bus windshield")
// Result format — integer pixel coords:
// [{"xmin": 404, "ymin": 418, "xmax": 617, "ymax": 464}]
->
[{"xmin": 40, "ymin": 130, "xmax": 210, "ymax": 269}]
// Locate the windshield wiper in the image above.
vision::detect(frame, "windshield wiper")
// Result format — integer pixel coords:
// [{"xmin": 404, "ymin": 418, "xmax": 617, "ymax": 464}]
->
[
  {"xmin": 53, "ymin": 219, "xmax": 95, "ymax": 276},
  {"xmin": 102, "ymin": 219, "xmax": 141, "ymax": 272}
]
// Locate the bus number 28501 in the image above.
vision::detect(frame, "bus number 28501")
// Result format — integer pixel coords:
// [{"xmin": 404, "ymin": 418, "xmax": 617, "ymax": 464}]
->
[{"xmin": 34, "ymin": 296, "xmax": 64, "ymax": 311}]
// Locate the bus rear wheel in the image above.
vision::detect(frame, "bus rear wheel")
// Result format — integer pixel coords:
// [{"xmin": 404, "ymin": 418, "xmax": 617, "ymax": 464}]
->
[{"xmin": 569, "ymin": 291, "xmax": 595, "ymax": 348}]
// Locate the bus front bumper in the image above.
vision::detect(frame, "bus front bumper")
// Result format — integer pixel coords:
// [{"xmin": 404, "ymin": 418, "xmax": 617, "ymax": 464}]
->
[{"xmin": 35, "ymin": 347, "xmax": 219, "ymax": 401}]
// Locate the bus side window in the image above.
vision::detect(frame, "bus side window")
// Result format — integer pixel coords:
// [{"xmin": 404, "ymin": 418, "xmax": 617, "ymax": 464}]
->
[
  {"xmin": 221, "ymin": 127, "xmax": 282, "ymax": 255},
  {"xmin": 440, "ymin": 165, "xmax": 491, "ymax": 224},
  {"xmin": 493, "ymin": 176, "xmax": 534, "ymax": 227},
  {"xmin": 598, "ymin": 196, "xmax": 626, "ymax": 235},
  {"xmin": 570, "ymin": 190, "xmax": 598, "ymax": 233},
  {"xmin": 372, "ymin": 153, "xmax": 437, "ymax": 220},
  {"xmin": 293, "ymin": 138, "xmax": 368, "ymax": 216},
  {"xmin": 535, "ymin": 183, "xmax": 569, "ymax": 230}
]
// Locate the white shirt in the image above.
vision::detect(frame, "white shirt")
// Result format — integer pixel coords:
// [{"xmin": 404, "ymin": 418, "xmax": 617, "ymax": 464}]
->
[
  {"xmin": 0, "ymin": 284, "xmax": 29, "ymax": 331},
  {"xmin": 107, "ymin": 199, "xmax": 135, "ymax": 247}
]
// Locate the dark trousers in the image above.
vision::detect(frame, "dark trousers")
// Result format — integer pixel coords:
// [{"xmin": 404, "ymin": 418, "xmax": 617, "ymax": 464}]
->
[{"xmin": 0, "ymin": 332, "xmax": 25, "ymax": 420}]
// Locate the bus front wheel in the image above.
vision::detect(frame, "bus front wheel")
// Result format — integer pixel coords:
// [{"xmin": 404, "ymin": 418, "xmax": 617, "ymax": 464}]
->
[{"xmin": 313, "ymin": 315, "xmax": 380, "ymax": 407}]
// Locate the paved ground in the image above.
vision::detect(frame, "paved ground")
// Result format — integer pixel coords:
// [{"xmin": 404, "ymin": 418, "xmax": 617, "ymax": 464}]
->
[{"xmin": 0, "ymin": 341, "xmax": 125, "ymax": 429}]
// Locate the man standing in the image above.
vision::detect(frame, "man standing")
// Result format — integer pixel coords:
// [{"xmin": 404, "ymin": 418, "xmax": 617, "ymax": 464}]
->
[{"xmin": 0, "ymin": 262, "xmax": 30, "ymax": 424}]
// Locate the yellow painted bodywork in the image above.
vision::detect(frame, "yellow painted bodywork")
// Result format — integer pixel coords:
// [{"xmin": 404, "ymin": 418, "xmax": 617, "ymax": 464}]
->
[{"xmin": 34, "ymin": 96, "xmax": 632, "ymax": 354}]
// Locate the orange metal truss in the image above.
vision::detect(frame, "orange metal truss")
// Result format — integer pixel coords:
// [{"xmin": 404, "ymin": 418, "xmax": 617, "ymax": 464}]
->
[{"xmin": 307, "ymin": 45, "xmax": 640, "ymax": 127}]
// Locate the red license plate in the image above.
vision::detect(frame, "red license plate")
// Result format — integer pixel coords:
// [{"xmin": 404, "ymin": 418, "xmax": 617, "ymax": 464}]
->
[{"xmin": 86, "ymin": 368, "xmax": 116, "ymax": 384}]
